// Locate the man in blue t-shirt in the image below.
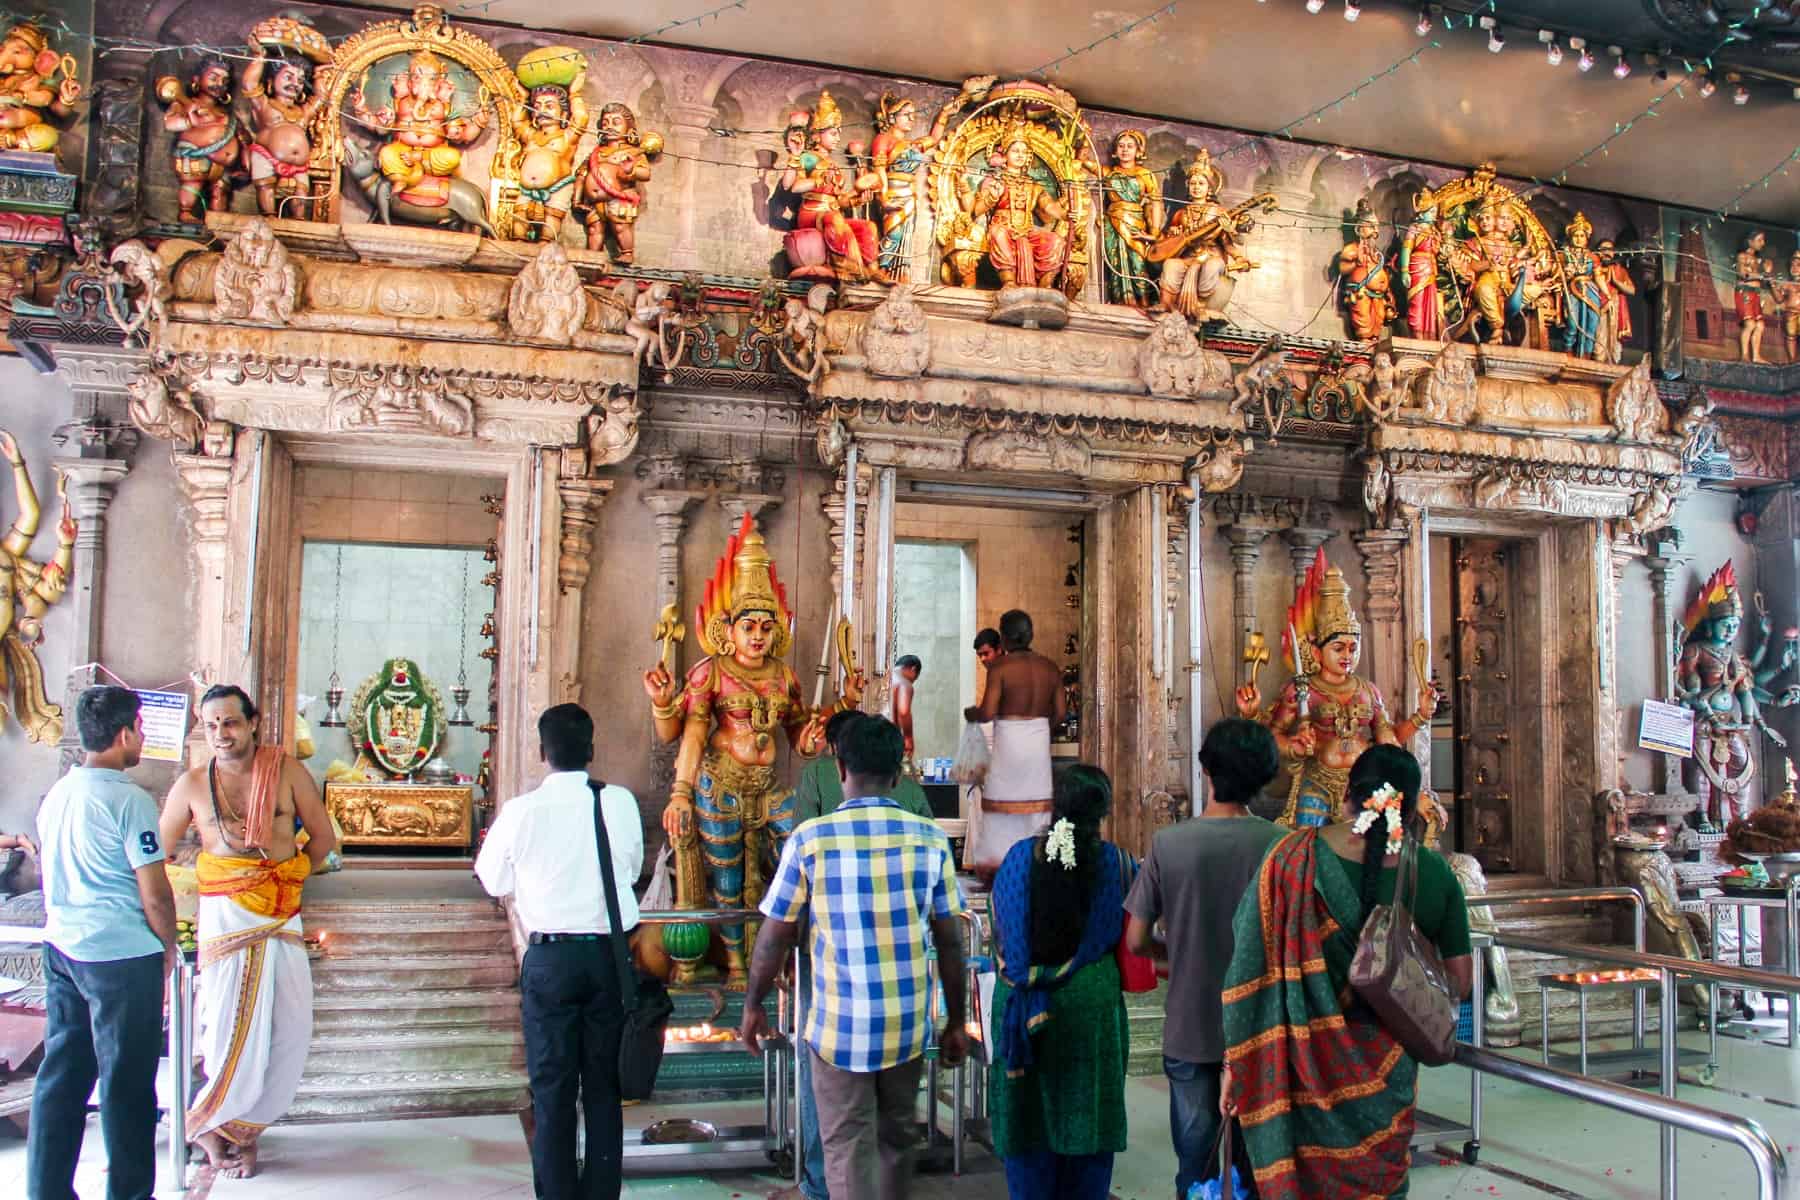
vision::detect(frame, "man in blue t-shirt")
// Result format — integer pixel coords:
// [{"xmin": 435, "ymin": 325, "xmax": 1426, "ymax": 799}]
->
[{"xmin": 29, "ymin": 686, "xmax": 178, "ymax": 1200}]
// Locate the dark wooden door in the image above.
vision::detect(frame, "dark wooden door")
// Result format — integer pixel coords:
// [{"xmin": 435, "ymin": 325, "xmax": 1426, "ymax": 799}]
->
[{"xmin": 1453, "ymin": 538, "xmax": 1521, "ymax": 872}]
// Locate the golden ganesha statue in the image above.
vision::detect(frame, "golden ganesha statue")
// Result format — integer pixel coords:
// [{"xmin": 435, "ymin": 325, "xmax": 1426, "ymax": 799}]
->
[
  {"xmin": 641, "ymin": 516, "xmax": 861, "ymax": 985},
  {"xmin": 0, "ymin": 21, "xmax": 81, "ymax": 157}
]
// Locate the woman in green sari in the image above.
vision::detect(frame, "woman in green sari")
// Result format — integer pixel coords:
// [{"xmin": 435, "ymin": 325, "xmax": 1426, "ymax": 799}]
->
[
  {"xmin": 1221, "ymin": 745, "xmax": 1473, "ymax": 1200},
  {"xmin": 1102, "ymin": 129, "xmax": 1163, "ymax": 308},
  {"xmin": 988, "ymin": 763, "xmax": 1134, "ymax": 1199}
]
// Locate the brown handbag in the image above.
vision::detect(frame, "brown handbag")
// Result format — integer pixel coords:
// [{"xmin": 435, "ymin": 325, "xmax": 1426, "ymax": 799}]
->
[{"xmin": 1348, "ymin": 827, "xmax": 1458, "ymax": 1066}]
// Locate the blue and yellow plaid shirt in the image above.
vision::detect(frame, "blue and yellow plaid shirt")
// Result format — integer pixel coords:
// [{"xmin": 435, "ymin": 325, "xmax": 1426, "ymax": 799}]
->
[{"xmin": 760, "ymin": 795, "xmax": 965, "ymax": 1073}]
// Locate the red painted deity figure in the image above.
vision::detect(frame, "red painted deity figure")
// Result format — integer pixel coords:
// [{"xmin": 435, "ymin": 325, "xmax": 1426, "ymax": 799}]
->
[
  {"xmin": 1676, "ymin": 562, "xmax": 1800, "ymax": 830},
  {"xmin": 781, "ymin": 90, "xmax": 888, "ymax": 284},
  {"xmin": 968, "ymin": 130, "xmax": 1070, "ymax": 290},
  {"xmin": 1399, "ymin": 189, "xmax": 1446, "ymax": 341}
]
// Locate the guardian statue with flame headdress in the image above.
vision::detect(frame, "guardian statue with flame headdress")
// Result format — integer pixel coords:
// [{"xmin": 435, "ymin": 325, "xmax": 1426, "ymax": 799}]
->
[
  {"xmin": 1676, "ymin": 561, "xmax": 1800, "ymax": 829},
  {"xmin": 642, "ymin": 515, "xmax": 862, "ymax": 984},
  {"xmin": 1236, "ymin": 548, "xmax": 1436, "ymax": 827}
]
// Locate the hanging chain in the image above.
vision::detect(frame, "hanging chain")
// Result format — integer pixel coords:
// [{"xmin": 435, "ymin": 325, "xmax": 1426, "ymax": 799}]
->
[
  {"xmin": 328, "ymin": 545, "xmax": 343, "ymax": 683},
  {"xmin": 456, "ymin": 553, "xmax": 470, "ymax": 689}
]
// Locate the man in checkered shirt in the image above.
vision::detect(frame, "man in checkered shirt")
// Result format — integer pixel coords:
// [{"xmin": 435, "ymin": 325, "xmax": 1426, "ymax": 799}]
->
[{"xmin": 741, "ymin": 714, "xmax": 968, "ymax": 1200}]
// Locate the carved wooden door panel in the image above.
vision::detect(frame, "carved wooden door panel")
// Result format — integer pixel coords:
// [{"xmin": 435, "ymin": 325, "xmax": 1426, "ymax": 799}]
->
[{"xmin": 1454, "ymin": 539, "xmax": 1521, "ymax": 872}]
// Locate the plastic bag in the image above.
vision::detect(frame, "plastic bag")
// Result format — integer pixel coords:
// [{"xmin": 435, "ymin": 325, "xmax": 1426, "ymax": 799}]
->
[
  {"xmin": 1187, "ymin": 1167, "xmax": 1250, "ymax": 1200},
  {"xmin": 952, "ymin": 721, "xmax": 991, "ymax": 786},
  {"xmin": 641, "ymin": 843, "xmax": 675, "ymax": 911}
]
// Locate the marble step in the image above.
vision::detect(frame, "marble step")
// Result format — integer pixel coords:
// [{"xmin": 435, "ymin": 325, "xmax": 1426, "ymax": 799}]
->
[
  {"xmin": 312, "ymin": 986, "xmax": 522, "ymax": 1032},
  {"xmin": 313, "ymin": 923, "xmax": 514, "ymax": 955},
  {"xmin": 304, "ymin": 1027, "xmax": 525, "ymax": 1075},
  {"xmin": 286, "ymin": 1065, "xmax": 529, "ymax": 1123},
  {"xmin": 312, "ymin": 951, "xmax": 518, "ymax": 991}
]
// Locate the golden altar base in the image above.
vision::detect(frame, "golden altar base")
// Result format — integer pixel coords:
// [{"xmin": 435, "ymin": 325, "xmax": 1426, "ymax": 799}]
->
[{"xmin": 325, "ymin": 780, "xmax": 474, "ymax": 848}]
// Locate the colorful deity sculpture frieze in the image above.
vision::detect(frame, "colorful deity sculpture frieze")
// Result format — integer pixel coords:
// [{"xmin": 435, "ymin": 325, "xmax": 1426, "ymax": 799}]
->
[
  {"xmin": 641, "ymin": 515, "xmax": 862, "ymax": 985},
  {"xmin": 928, "ymin": 79, "xmax": 1096, "ymax": 299},
  {"xmin": 575, "ymin": 100, "xmax": 662, "ymax": 262},
  {"xmin": 312, "ymin": 5, "xmax": 522, "ymax": 234},
  {"xmin": 504, "ymin": 45, "xmax": 588, "ymax": 243},
  {"xmin": 1399, "ymin": 187, "xmax": 1448, "ymax": 342},
  {"xmin": 1148, "ymin": 150, "xmax": 1273, "ymax": 322},
  {"xmin": 1100, "ymin": 129, "xmax": 1162, "ymax": 309},
  {"xmin": 1558, "ymin": 212, "xmax": 1607, "ymax": 360},
  {"xmin": 0, "ymin": 21, "xmax": 81, "ymax": 159},
  {"xmin": 1675, "ymin": 562, "xmax": 1800, "ymax": 830},
  {"xmin": 1337, "ymin": 199, "xmax": 1396, "ymax": 342},
  {"xmin": 156, "ymin": 56, "xmax": 243, "ymax": 224},
  {"xmin": 0, "ymin": 430, "xmax": 73, "ymax": 745},
  {"xmin": 1416, "ymin": 163, "xmax": 1565, "ymax": 349},
  {"xmin": 870, "ymin": 91, "xmax": 954, "ymax": 282},
  {"xmin": 240, "ymin": 19, "xmax": 331, "ymax": 220},
  {"xmin": 1734, "ymin": 230, "xmax": 1775, "ymax": 364},
  {"xmin": 1236, "ymin": 548, "xmax": 1436, "ymax": 828},
  {"xmin": 779, "ymin": 89, "xmax": 887, "ymax": 285},
  {"xmin": 348, "ymin": 656, "xmax": 446, "ymax": 778}
]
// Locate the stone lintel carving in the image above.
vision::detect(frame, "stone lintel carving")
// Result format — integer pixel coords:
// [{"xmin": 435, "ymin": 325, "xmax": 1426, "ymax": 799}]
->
[
  {"xmin": 508, "ymin": 242, "xmax": 586, "ymax": 346},
  {"xmin": 1353, "ymin": 529, "xmax": 1407, "ymax": 623},
  {"xmin": 555, "ymin": 476, "xmax": 612, "ymax": 595},
  {"xmin": 155, "ymin": 322, "xmax": 639, "ymax": 446},
  {"xmin": 211, "ymin": 219, "xmax": 299, "ymax": 326},
  {"xmin": 964, "ymin": 429, "xmax": 1090, "ymax": 475},
  {"xmin": 1140, "ymin": 312, "xmax": 1232, "ymax": 400},
  {"xmin": 125, "ymin": 358, "xmax": 206, "ymax": 449},
  {"xmin": 860, "ymin": 283, "xmax": 931, "ymax": 380}
]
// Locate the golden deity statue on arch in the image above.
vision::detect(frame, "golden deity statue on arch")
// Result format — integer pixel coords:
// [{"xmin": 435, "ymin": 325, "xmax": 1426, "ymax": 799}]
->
[
  {"xmin": 1427, "ymin": 162, "xmax": 1565, "ymax": 349},
  {"xmin": 927, "ymin": 79, "xmax": 1097, "ymax": 300}
]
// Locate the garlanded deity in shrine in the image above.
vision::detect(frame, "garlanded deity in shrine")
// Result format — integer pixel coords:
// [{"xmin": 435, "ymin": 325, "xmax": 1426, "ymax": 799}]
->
[
  {"xmin": 240, "ymin": 21, "xmax": 329, "ymax": 220},
  {"xmin": 1735, "ymin": 230, "xmax": 1774, "ymax": 364},
  {"xmin": 1676, "ymin": 562, "xmax": 1800, "ymax": 830},
  {"xmin": 1336, "ymin": 199, "xmax": 1395, "ymax": 342},
  {"xmin": 1235, "ymin": 548, "xmax": 1436, "ymax": 828},
  {"xmin": 0, "ymin": 22, "xmax": 81, "ymax": 156},
  {"xmin": 349, "ymin": 47, "xmax": 491, "ymax": 208},
  {"xmin": 967, "ymin": 126, "xmax": 1070, "ymax": 291},
  {"xmin": 507, "ymin": 47, "xmax": 588, "ymax": 243},
  {"xmin": 1101, "ymin": 129, "xmax": 1163, "ymax": 308},
  {"xmin": 0, "ymin": 429, "xmax": 73, "ymax": 745},
  {"xmin": 157, "ymin": 57, "xmax": 243, "ymax": 224},
  {"xmin": 1399, "ymin": 188, "xmax": 1446, "ymax": 341},
  {"xmin": 1445, "ymin": 196, "xmax": 1554, "ymax": 347},
  {"xmin": 1594, "ymin": 237, "xmax": 1637, "ymax": 365},
  {"xmin": 1559, "ymin": 212, "xmax": 1607, "ymax": 360},
  {"xmin": 1151, "ymin": 149, "xmax": 1267, "ymax": 323},
  {"xmin": 576, "ymin": 102, "xmax": 662, "ymax": 262},
  {"xmin": 641, "ymin": 516, "xmax": 861, "ymax": 984},
  {"xmin": 870, "ymin": 92, "xmax": 951, "ymax": 281},
  {"xmin": 782, "ymin": 90, "xmax": 887, "ymax": 284}
]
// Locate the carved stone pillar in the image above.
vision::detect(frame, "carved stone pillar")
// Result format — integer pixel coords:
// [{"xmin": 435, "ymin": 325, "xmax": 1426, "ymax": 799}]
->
[
  {"xmin": 1609, "ymin": 535, "xmax": 1645, "ymax": 791},
  {"xmin": 173, "ymin": 445, "xmax": 238, "ymax": 764},
  {"xmin": 820, "ymin": 462, "xmax": 871, "ymax": 606},
  {"xmin": 1165, "ymin": 493, "xmax": 1190, "ymax": 804},
  {"xmin": 718, "ymin": 491, "xmax": 782, "ymax": 532},
  {"xmin": 663, "ymin": 101, "xmax": 721, "ymax": 270},
  {"xmin": 1283, "ymin": 525, "xmax": 1337, "ymax": 588},
  {"xmin": 555, "ymin": 474, "xmax": 612, "ymax": 597},
  {"xmin": 1399, "ymin": 507, "xmax": 1433, "ymax": 769},
  {"xmin": 50, "ymin": 440, "xmax": 134, "ymax": 772},
  {"xmin": 1354, "ymin": 528, "xmax": 1408, "ymax": 706},
  {"xmin": 642, "ymin": 488, "xmax": 704, "ymax": 797},
  {"xmin": 1644, "ymin": 539, "xmax": 1689, "ymax": 793},
  {"xmin": 1219, "ymin": 514, "xmax": 1277, "ymax": 670}
]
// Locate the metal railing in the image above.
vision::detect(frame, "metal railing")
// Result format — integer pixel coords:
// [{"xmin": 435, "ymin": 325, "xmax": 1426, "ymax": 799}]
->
[
  {"xmin": 1488, "ymin": 931, "xmax": 1800, "ymax": 1199},
  {"xmin": 1455, "ymin": 1045, "xmax": 1788, "ymax": 1200},
  {"xmin": 168, "ymin": 957, "xmax": 193, "ymax": 1196},
  {"xmin": 1470, "ymin": 886, "xmax": 1649, "ymax": 1046}
]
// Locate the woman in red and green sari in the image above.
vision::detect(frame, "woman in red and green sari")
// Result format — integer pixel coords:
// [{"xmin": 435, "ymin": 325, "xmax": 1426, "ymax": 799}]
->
[
  {"xmin": 1221, "ymin": 745, "xmax": 1473, "ymax": 1199},
  {"xmin": 988, "ymin": 763, "xmax": 1134, "ymax": 1199}
]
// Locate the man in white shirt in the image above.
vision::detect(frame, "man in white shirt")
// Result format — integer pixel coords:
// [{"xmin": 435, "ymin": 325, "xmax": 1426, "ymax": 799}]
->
[{"xmin": 476, "ymin": 703, "xmax": 643, "ymax": 1200}]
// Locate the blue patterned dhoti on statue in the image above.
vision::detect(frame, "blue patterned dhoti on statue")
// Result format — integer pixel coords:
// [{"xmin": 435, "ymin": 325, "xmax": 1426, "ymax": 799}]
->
[{"xmin": 695, "ymin": 751, "xmax": 797, "ymax": 961}]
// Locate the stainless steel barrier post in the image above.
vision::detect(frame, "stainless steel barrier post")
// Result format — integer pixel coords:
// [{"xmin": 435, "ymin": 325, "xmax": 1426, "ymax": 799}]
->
[
  {"xmin": 167, "ymin": 957, "xmax": 190, "ymax": 1195},
  {"xmin": 1787, "ymin": 887, "xmax": 1798, "ymax": 1048},
  {"xmin": 1660, "ymin": 966, "xmax": 1679, "ymax": 1200}
]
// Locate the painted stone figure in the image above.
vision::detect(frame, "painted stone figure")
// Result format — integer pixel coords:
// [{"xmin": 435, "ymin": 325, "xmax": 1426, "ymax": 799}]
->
[
  {"xmin": 640, "ymin": 516, "xmax": 861, "ymax": 984},
  {"xmin": 240, "ymin": 22, "xmax": 329, "ymax": 220},
  {"xmin": 1336, "ymin": 200, "xmax": 1395, "ymax": 341},
  {"xmin": 576, "ymin": 102, "xmax": 662, "ymax": 262},
  {"xmin": 1594, "ymin": 237, "xmax": 1637, "ymax": 365},
  {"xmin": 1559, "ymin": 212, "xmax": 1606, "ymax": 360},
  {"xmin": 1150, "ymin": 149, "xmax": 1268, "ymax": 323},
  {"xmin": 1399, "ymin": 189, "xmax": 1446, "ymax": 341},
  {"xmin": 0, "ymin": 429, "xmax": 73, "ymax": 744},
  {"xmin": 507, "ymin": 47, "xmax": 588, "ymax": 243},
  {"xmin": 870, "ymin": 92, "xmax": 951, "ymax": 281},
  {"xmin": 1101, "ymin": 129, "xmax": 1163, "ymax": 308},
  {"xmin": 1736, "ymin": 231, "xmax": 1773, "ymax": 364},
  {"xmin": 1778, "ymin": 248, "xmax": 1800, "ymax": 364},
  {"xmin": 967, "ymin": 127, "xmax": 1069, "ymax": 290},
  {"xmin": 1676, "ymin": 562, "xmax": 1800, "ymax": 830},
  {"xmin": 1446, "ymin": 198, "xmax": 1549, "ymax": 346},
  {"xmin": 349, "ymin": 47, "xmax": 491, "ymax": 209},
  {"xmin": 782, "ymin": 91, "xmax": 886, "ymax": 284},
  {"xmin": 1236, "ymin": 548, "xmax": 1436, "ymax": 827},
  {"xmin": 157, "ymin": 57, "xmax": 243, "ymax": 224},
  {"xmin": 0, "ymin": 22, "xmax": 81, "ymax": 156}
]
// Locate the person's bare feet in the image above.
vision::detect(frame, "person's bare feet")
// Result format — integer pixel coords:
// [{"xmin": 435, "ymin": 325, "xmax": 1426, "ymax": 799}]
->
[
  {"xmin": 193, "ymin": 1130, "xmax": 235, "ymax": 1170},
  {"xmin": 221, "ymin": 1140, "xmax": 258, "ymax": 1179}
]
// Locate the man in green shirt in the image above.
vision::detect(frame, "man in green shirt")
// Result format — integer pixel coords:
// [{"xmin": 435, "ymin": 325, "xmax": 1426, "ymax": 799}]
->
[{"xmin": 796, "ymin": 711, "xmax": 932, "ymax": 823}]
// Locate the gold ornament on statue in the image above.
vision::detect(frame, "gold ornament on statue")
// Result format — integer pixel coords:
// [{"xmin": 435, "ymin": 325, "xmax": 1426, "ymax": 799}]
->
[{"xmin": 0, "ymin": 430, "xmax": 72, "ymax": 743}]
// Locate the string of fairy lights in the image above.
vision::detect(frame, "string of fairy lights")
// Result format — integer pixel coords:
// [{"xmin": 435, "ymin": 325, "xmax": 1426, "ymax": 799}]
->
[{"xmin": 8, "ymin": 0, "xmax": 1800, "ymax": 259}]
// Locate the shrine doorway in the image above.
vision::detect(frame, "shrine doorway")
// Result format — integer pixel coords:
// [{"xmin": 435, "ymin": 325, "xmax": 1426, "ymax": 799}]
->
[{"xmin": 1434, "ymin": 532, "xmax": 1552, "ymax": 877}]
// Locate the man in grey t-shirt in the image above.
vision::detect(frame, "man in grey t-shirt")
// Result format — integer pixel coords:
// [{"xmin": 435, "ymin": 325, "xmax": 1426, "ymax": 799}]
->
[{"xmin": 1126, "ymin": 718, "xmax": 1284, "ymax": 1200}]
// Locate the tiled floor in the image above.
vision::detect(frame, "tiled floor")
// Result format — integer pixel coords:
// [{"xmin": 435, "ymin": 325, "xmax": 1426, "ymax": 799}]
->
[{"xmin": 3, "ymin": 1026, "xmax": 1796, "ymax": 1199}]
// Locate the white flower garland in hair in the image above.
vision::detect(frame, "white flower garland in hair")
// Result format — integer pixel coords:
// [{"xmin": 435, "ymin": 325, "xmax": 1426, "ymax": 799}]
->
[
  {"xmin": 1350, "ymin": 782, "xmax": 1405, "ymax": 857},
  {"xmin": 1046, "ymin": 817, "xmax": 1078, "ymax": 870}
]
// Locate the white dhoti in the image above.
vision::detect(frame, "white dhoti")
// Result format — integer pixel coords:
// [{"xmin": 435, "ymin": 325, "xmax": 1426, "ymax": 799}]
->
[
  {"xmin": 188, "ymin": 880, "xmax": 314, "ymax": 1146},
  {"xmin": 968, "ymin": 716, "xmax": 1054, "ymax": 873}
]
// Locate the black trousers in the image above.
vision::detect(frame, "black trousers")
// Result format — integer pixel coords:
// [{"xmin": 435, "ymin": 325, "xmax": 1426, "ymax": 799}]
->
[
  {"xmin": 519, "ymin": 938, "xmax": 627, "ymax": 1200},
  {"xmin": 27, "ymin": 945, "xmax": 164, "ymax": 1200}
]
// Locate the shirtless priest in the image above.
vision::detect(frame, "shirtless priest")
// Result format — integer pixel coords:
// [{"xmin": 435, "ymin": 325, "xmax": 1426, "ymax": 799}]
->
[
  {"xmin": 962, "ymin": 609, "xmax": 1064, "ymax": 878},
  {"xmin": 159, "ymin": 684, "xmax": 336, "ymax": 1178}
]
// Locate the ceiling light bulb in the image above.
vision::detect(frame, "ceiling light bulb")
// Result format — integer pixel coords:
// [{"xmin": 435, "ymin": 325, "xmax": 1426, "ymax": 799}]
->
[
  {"xmin": 1546, "ymin": 41, "xmax": 1563, "ymax": 64},
  {"xmin": 1699, "ymin": 74, "xmax": 1717, "ymax": 97},
  {"xmin": 1416, "ymin": 7, "xmax": 1433, "ymax": 35},
  {"xmin": 1306, "ymin": 0, "xmax": 1326, "ymax": 13},
  {"xmin": 1570, "ymin": 37, "xmax": 1594, "ymax": 71},
  {"xmin": 1735, "ymin": 84, "xmax": 1751, "ymax": 104},
  {"xmin": 1488, "ymin": 29, "xmax": 1505, "ymax": 52},
  {"xmin": 1610, "ymin": 47, "xmax": 1631, "ymax": 78},
  {"xmin": 1344, "ymin": 0, "xmax": 1360, "ymax": 20}
]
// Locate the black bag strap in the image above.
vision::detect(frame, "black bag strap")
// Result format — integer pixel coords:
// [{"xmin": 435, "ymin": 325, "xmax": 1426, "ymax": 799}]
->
[{"xmin": 588, "ymin": 780, "xmax": 639, "ymax": 1011}]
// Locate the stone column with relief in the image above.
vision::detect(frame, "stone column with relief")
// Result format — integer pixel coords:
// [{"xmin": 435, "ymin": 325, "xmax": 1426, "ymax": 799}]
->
[
  {"xmin": 641, "ymin": 462, "xmax": 706, "ymax": 798},
  {"xmin": 1217, "ymin": 498, "xmax": 1283, "ymax": 671},
  {"xmin": 1643, "ymin": 534, "xmax": 1689, "ymax": 793},
  {"xmin": 172, "ymin": 429, "xmax": 239, "ymax": 767}
]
